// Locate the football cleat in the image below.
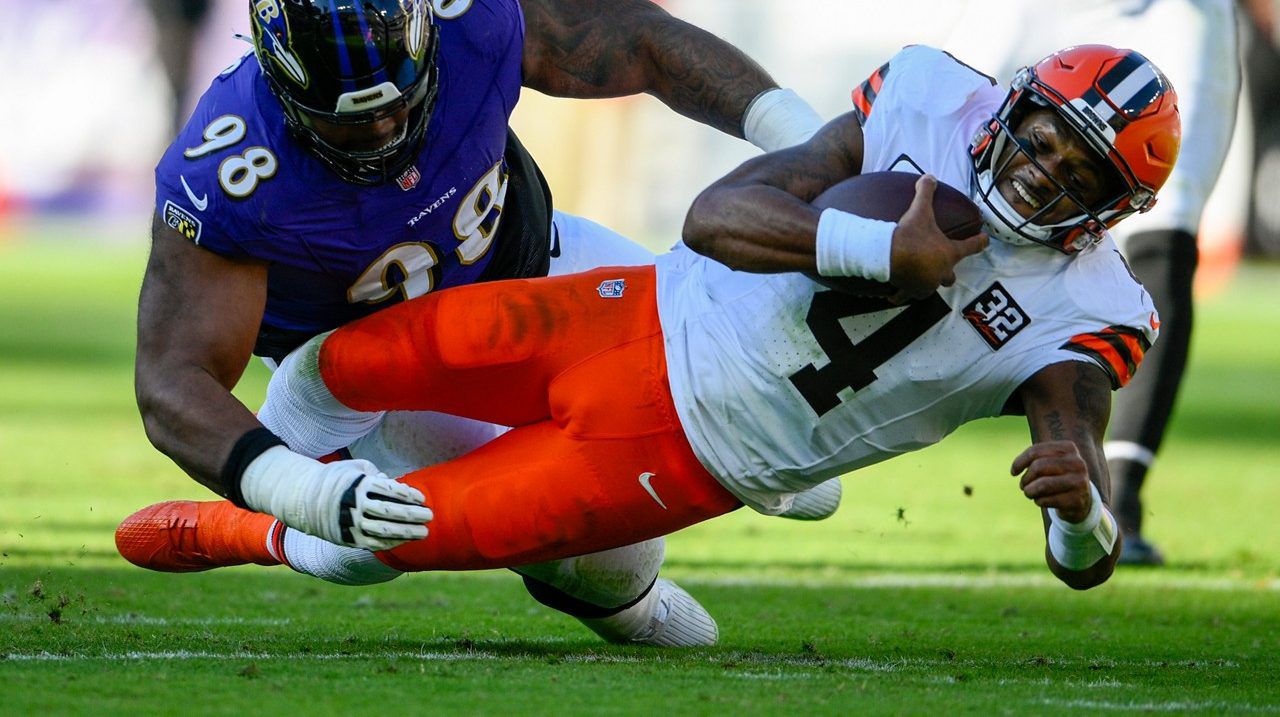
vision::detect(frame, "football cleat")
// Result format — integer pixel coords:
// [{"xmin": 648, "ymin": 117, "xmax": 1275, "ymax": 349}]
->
[
  {"xmin": 115, "ymin": 500, "xmax": 283, "ymax": 572},
  {"xmin": 579, "ymin": 578, "xmax": 719, "ymax": 647},
  {"xmin": 778, "ymin": 477, "xmax": 843, "ymax": 521},
  {"xmin": 1117, "ymin": 533, "xmax": 1165, "ymax": 567}
]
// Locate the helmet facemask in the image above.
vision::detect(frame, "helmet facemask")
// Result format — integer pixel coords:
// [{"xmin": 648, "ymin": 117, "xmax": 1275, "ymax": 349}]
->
[
  {"xmin": 972, "ymin": 89, "xmax": 1130, "ymax": 252},
  {"xmin": 252, "ymin": 0, "xmax": 440, "ymax": 186},
  {"xmin": 970, "ymin": 47, "xmax": 1174, "ymax": 253}
]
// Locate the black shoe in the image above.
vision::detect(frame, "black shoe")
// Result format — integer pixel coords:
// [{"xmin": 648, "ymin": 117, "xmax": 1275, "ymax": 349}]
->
[{"xmin": 1118, "ymin": 534, "xmax": 1165, "ymax": 566}]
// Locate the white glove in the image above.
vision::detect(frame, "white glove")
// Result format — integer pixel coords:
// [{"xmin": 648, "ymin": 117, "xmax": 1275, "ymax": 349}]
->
[{"xmin": 240, "ymin": 446, "xmax": 433, "ymax": 551}]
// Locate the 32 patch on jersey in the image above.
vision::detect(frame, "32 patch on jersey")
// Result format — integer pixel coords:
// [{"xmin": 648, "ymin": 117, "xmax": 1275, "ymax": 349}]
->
[
  {"xmin": 163, "ymin": 200, "xmax": 203, "ymax": 243},
  {"xmin": 962, "ymin": 282, "xmax": 1029, "ymax": 350}
]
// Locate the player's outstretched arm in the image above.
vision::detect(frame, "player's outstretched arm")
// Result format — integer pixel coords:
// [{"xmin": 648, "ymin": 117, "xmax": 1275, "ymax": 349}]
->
[
  {"xmin": 521, "ymin": 0, "xmax": 800, "ymax": 139},
  {"xmin": 136, "ymin": 225, "xmax": 432, "ymax": 549},
  {"xmin": 1013, "ymin": 362, "xmax": 1123, "ymax": 590},
  {"xmin": 135, "ymin": 218, "xmax": 270, "ymax": 490}
]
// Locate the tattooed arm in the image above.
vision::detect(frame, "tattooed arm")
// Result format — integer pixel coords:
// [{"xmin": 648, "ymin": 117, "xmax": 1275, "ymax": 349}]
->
[
  {"xmin": 520, "ymin": 0, "xmax": 775, "ymax": 136},
  {"xmin": 678, "ymin": 112, "xmax": 982, "ymax": 298},
  {"xmin": 680, "ymin": 112, "xmax": 865, "ymax": 273},
  {"xmin": 1013, "ymin": 361, "xmax": 1123, "ymax": 589}
]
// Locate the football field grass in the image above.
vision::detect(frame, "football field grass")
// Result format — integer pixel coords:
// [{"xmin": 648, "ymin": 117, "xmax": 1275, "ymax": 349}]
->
[{"xmin": 1, "ymin": 234, "xmax": 1278, "ymax": 714}]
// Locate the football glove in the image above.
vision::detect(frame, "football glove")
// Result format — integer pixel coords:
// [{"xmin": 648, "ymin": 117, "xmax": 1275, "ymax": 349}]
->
[{"xmin": 240, "ymin": 446, "xmax": 433, "ymax": 551}]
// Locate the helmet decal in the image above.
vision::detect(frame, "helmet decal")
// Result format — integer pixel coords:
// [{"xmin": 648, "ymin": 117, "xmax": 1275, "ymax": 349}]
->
[
  {"xmin": 1086, "ymin": 52, "xmax": 1168, "ymax": 124},
  {"xmin": 253, "ymin": 0, "xmax": 308, "ymax": 88},
  {"xmin": 404, "ymin": 0, "xmax": 430, "ymax": 61}
]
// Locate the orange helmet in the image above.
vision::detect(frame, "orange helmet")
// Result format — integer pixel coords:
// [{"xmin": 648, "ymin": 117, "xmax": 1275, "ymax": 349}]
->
[{"xmin": 970, "ymin": 45, "xmax": 1181, "ymax": 252}]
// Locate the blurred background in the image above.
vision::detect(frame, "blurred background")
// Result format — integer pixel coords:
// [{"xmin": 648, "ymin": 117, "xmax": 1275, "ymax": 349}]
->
[{"xmin": 3, "ymin": 0, "xmax": 1279, "ymax": 269}]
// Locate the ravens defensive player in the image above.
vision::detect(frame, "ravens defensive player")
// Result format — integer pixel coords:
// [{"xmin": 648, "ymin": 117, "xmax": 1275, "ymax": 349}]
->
[{"xmin": 119, "ymin": 0, "xmax": 829, "ymax": 647}]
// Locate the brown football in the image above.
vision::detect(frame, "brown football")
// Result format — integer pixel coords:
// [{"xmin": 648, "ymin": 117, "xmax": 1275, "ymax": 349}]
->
[{"xmin": 808, "ymin": 171, "xmax": 983, "ymax": 296}]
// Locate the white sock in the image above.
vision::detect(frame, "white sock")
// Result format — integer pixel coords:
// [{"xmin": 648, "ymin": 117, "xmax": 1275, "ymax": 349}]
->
[
  {"xmin": 281, "ymin": 528, "xmax": 403, "ymax": 586},
  {"xmin": 257, "ymin": 333, "xmax": 385, "ymax": 458}
]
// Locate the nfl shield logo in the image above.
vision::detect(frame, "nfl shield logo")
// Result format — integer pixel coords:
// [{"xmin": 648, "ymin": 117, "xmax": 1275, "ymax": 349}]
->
[
  {"xmin": 597, "ymin": 279, "xmax": 626, "ymax": 298},
  {"xmin": 396, "ymin": 165, "xmax": 421, "ymax": 191}
]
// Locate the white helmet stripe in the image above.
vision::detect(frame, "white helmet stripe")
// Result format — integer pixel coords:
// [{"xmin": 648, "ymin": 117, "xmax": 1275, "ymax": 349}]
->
[{"xmin": 1107, "ymin": 63, "xmax": 1162, "ymax": 116}]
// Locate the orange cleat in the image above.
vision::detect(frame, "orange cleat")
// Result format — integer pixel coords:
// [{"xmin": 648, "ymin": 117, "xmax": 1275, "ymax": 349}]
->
[{"xmin": 115, "ymin": 500, "xmax": 285, "ymax": 572}]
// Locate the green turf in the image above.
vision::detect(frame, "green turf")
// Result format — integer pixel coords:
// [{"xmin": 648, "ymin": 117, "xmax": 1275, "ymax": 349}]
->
[{"xmin": 1, "ymin": 235, "xmax": 1278, "ymax": 714}]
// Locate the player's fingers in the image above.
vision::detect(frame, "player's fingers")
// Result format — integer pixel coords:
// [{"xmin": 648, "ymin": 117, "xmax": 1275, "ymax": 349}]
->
[
  {"xmin": 906, "ymin": 173, "xmax": 938, "ymax": 220},
  {"xmin": 362, "ymin": 520, "xmax": 429, "ymax": 542},
  {"xmin": 1010, "ymin": 441, "xmax": 1076, "ymax": 475},
  {"xmin": 365, "ymin": 498, "xmax": 434, "ymax": 524},
  {"xmin": 951, "ymin": 231, "xmax": 989, "ymax": 259},
  {"xmin": 1010, "ymin": 445, "xmax": 1041, "ymax": 475},
  {"xmin": 365, "ymin": 475, "xmax": 426, "ymax": 506},
  {"xmin": 1018, "ymin": 454, "xmax": 1086, "ymax": 489},
  {"xmin": 1021, "ymin": 471, "xmax": 1086, "ymax": 500}
]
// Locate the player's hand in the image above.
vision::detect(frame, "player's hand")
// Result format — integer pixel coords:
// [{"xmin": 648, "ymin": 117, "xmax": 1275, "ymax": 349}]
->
[
  {"xmin": 1010, "ymin": 440, "xmax": 1094, "ymax": 523},
  {"xmin": 888, "ymin": 174, "xmax": 988, "ymax": 303},
  {"xmin": 334, "ymin": 464, "xmax": 434, "ymax": 551},
  {"xmin": 241, "ymin": 448, "xmax": 433, "ymax": 552}
]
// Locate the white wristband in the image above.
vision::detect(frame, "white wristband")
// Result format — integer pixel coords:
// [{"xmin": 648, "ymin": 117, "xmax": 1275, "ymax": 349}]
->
[
  {"xmin": 743, "ymin": 87, "xmax": 825, "ymax": 153},
  {"xmin": 1047, "ymin": 482, "xmax": 1119, "ymax": 570},
  {"xmin": 814, "ymin": 207, "xmax": 895, "ymax": 282}
]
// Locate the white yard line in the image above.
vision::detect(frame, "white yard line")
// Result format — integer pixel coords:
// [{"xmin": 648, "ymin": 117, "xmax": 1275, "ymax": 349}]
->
[
  {"xmin": 0, "ymin": 614, "xmax": 291, "ymax": 626},
  {"xmin": 1039, "ymin": 697, "xmax": 1280, "ymax": 714},
  {"xmin": 684, "ymin": 572, "xmax": 1280, "ymax": 591}
]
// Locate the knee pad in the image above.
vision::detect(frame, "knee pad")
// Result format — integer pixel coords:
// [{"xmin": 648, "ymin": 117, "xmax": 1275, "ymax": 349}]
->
[{"xmin": 517, "ymin": 538, "xmax": 665, "ymax": 614}]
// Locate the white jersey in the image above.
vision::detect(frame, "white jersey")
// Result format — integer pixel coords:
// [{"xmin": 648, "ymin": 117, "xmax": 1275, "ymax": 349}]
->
[{"xmin": 655, "ymin": 46, "xmax": 1159, "ymax": 514}]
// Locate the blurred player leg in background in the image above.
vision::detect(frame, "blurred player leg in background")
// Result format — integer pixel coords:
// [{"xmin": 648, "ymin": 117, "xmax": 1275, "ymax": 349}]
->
[
  {"xmin": 1241, "ymin": 0, "xmax": 1280, "ymax": 259},
  {"xmin": 945, "ymin": 0, "xmax": 1241, "ymax": 565},
  {"xmin": 145, "ymin": 0, "xmax": 213, "ymax": 134}
]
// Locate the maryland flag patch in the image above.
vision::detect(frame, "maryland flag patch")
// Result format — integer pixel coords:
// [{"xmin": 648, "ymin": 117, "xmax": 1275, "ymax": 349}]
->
[
  {"xmin": 1060, "ymin": 325, "xmax": 1151, "ymax": 389},
  {"xmin": 851, "ymin": 62, "xmax": 890, "ymax": 127},
  {"xmin": 163, "ymin": 200, "xmax": 203, "ymax": 243}
]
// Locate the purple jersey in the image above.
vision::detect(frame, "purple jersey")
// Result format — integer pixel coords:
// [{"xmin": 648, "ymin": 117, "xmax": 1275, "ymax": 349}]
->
[{"xmin": 154, "ymin": 0, "xmax": 550, "ymax": 360}]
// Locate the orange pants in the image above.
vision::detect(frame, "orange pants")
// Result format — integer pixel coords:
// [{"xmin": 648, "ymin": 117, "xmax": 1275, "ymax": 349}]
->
[{"xmin": 320, "ymin": 266, "xmax": 742, "ymax": 571}]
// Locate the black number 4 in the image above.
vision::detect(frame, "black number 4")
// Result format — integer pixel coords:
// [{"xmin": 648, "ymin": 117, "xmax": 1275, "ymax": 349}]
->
[{"xmin": 788, "ymin": 292, "xmax": 951, "ymax": 416}]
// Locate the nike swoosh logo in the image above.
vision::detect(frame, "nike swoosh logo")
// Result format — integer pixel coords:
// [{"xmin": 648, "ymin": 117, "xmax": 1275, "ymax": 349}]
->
[
  {"xmin": 637, "ymin": 472, "xmax": 667, "ymax": 510},
  {"xmin": 549, "ymin": 224, "xmax": 561, "ymax": 258},
  {"xmin": 1149, "ymin": 312, "xmax": 1162, "ymax": 331},
  {"xmin": 180, "ymin": 175, "xmax": 208, "ymax": 212}
]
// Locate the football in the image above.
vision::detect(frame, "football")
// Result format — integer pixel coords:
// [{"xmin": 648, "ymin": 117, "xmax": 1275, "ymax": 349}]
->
[{"xmin": 809, "ymin": 171, "xmax": 983, "ymax": 296}]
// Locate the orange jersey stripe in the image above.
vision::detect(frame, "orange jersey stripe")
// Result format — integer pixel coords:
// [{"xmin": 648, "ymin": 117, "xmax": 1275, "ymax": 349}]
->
[
  {"xmin": 850, "ymin": 62, "xmax": 890, "ymax": 124},
  {"xmin": 1061, "ymin": 326, "xmax": 1150, "ymax": 388},
  {"xmin": 1074, "ymin": 334, "xmax": 1132, "ymax": 386}
]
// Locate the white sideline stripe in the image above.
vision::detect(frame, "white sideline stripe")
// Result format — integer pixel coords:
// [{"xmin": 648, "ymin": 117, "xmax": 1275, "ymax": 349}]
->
[
  {"xmin": 1040, "ymin": 697, "xmax": 1279, "ymax": 714},
  {"xmin": 688, "ymin": 572, "xmax": 1280, "ymax": 592},
  {"xmin": 0, "ymin": 614, "xmax": 291, "ymax": 626}
]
